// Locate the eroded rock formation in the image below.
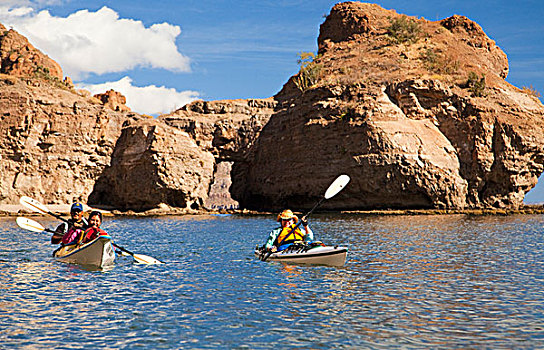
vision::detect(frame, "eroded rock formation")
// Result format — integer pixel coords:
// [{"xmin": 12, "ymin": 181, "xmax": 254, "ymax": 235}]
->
[
  {"xmin": 0, "ymin": 24, "xmax": 63, "ymax": 80},
  {"xmin": 94, "ymin": 89, "xmax": 131, "ymax": 112},
  {"xmin": 89, "ymin": 99, "xmax": 276, "ymax": 210},
  {"xmin": 1, "ymin": 2, "xmax": 543, "ymax": 212},
  {"xmin": 228, "ymin": 2, "xmax": 544, "ymax": 210},
  {"xmin": 89, "ymin": 119, "xmax": 214, "ymax": 210},
  {"xmin": 0, "ymin": 77, "xmax": 140, "ymax": 205}
]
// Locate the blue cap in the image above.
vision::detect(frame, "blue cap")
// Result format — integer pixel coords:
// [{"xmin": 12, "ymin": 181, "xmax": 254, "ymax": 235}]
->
[{"xmin": 71, "ymin": 203, "xmax": 84, "ymax": 212}]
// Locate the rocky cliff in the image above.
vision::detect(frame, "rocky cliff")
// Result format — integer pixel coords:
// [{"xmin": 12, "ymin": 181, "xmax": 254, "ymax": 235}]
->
[
  {"xmin": 0, "ymin": 76, "xmax": 139, "ymax": 205},
  {"xmin": 89, "ymin": 98, "xmax": 276, "ymax": 210},
  {"xmin": 0, "ymin": 24, "xmax": 63, "ymax": 81},
  {"xmin": 2, "ymin": 2, "xmax": 544, "ymax": 212},
  {"xmin": 0, "ymin": 24, "xmax": 140, "ymax": 205},
  {"xmin": 228, "ymin": 2, "xmax": 544, "ymax": 210}
]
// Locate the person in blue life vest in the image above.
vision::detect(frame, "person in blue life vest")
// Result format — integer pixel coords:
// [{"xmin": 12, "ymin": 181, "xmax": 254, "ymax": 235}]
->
[
  {"xmin": 50, "ymin": 202, "xmax": 89, "ymax": 245},
  {"xmin": 264, "ymin": 209, "xmax": 314, "ymax": 252}
]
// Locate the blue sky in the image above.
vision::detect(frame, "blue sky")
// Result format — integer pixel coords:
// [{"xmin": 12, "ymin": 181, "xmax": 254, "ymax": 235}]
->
[{"xmin": 1, "ymin": 0, "xmax": 543, "ymax": 202}]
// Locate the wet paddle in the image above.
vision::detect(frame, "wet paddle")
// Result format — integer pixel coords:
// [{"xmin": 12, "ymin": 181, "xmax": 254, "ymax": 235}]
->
[
  {"xmin": 261, "ymin": 174, "xmax": 351, "ymax": 261},
  {"xmin": 16, "ymin": 217, "xmax": 52, "ymax": 235},
  {"xmin": 110, "ymin": 243, "xmax": 163, "ymax": 264},
  {"xmin": 18, "ymin": 197, "xmax": 163, "ymax": 264},
  {"xmin": 20, "ymin": 196, "xmax": 67, "ymax": 222}
]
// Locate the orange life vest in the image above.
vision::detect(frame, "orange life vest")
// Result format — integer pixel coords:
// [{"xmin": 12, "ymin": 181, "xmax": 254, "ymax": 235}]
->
[{"xmin": 276, "ymin": 225, "xmax": 305, "ymax": 246}]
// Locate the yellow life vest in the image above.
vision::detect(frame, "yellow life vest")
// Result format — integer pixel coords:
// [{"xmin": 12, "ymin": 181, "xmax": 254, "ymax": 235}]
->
[{"xmin": 276, "ymin": 225, "xmax": 304, "ymax": 245}]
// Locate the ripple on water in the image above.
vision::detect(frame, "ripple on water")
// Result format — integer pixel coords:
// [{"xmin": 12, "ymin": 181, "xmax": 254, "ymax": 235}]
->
[{"xmin": 0, "ymin": 214, "xmax": 543, "ymax": 348}]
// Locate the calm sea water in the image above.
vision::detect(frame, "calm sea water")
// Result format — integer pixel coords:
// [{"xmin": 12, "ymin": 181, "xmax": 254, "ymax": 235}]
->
[{"xmin": 0, "ymin": 213, "xmax": 543, "ymax": 349}]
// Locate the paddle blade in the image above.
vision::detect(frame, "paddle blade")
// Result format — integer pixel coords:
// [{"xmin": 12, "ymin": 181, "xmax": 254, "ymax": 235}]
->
[
  {"xmin": 133, "ymin": 254, "xmax": 164, "ymax": 264},
  {"xmin": 20, "ymin": 196, "xmax": 49, "ymax": 215},
  {"xmin": 324, "ymin": 174, "xmax": 351, "ymax": 199},
  {"xmin": 16, "ymin": 217, "xmax": 46, "ymax": 233}
]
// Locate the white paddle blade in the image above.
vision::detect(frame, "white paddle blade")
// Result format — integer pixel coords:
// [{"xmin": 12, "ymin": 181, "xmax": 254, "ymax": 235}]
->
[
  {"xmin": 16, "ymin": 217, "xmax": 46, "ymax": 233},
  {"xmin": 133, "ymin": 254, "xmax": 164, "ymax": 264},
  {"xmin": 324, "ymin": 174, "xmax": 351, "ymax": 199},
  {"xmin": 20, "ymin": 196, "xmax": 49, "ymax": 215}
]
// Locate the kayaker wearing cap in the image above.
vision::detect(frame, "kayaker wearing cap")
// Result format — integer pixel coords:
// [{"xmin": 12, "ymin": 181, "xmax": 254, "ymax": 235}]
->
[
  {"xmin": 51, "ymin": 202, "xmax": 89, "ymax": 245},
  {"xmin": 264, "ymin": 209, "xmax": 314, "ymax": 252},
  {"xmin": 80, "ymin": 211, "xmax": 108, "ymax": 244}
]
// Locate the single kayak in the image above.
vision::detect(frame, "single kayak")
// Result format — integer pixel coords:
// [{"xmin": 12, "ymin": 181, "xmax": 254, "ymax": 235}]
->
[
  {"xmin": 53, "ymin": 235, "xmax": 115, "ymax": 268},
  {"xmin": 255, "ymin": 242, "xmax": 348, "ymax": 266}
]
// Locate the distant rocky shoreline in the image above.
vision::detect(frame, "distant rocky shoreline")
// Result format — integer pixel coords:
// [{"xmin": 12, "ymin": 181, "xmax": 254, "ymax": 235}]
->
[{"xmin": 4, "ymin": 204, "xmax": 544, "ymax": 218}]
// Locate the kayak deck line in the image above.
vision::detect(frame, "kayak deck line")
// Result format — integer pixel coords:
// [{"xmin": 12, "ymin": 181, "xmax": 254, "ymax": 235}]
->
[
  {"xmin": 255, "ymin": 244, "xmax": 348, "ymax": 266},
  {"xmin": 271, "ymin": 247, "xmax": 348, "ymax": 260}
]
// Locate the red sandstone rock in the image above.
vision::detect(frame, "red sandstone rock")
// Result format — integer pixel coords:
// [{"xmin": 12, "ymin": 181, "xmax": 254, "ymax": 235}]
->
[
  {"xmin": 94, "ymin": 89, "xmax": 131, "ymax": 112},
  {"xmin": 0, "ymin": 24, "xmax": 63, "ymax": 80}
]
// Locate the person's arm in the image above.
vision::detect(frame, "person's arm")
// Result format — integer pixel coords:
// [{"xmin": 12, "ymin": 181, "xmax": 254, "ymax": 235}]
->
[
  {"xmin": 51, "ymin": 223, "xmax": 67, "ymax": 244},
  {"xmin": 303, "ymin": 225, "xmax": 314, "ymax": 241},
  {"xmin": 265, "ymin": 228, "xmax": 281, "ymax": 250},
  {"xmin": 301, "ymin": 217, "xmax": 314, "ymax": 242}
]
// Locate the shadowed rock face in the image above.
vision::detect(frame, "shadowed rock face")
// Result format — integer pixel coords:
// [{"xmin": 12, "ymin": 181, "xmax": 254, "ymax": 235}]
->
[{"xmin": 89, "ymin": 119, "xmax": 215, "ymax": 211}]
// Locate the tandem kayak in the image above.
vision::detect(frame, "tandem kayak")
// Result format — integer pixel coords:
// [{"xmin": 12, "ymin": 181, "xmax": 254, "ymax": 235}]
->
[
  {"xmin": 53, "ymin": 235, "xmax": 115, "ymax": 268},
  {"xmin": 255, "ymin": 242, "xmax": 348, "ymax": 267}
]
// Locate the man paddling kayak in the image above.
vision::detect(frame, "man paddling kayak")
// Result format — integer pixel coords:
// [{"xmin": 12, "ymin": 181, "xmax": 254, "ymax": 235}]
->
[
  {"xmin": 263, "ymin": 209, "xmax": 314, "ymax": 252},
  {"xmin": 51, "ymin": 202, "xmax": 88, "ymax": 245}
]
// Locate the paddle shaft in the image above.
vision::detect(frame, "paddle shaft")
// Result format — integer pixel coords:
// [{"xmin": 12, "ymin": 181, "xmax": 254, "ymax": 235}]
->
[
  {"xmin": 111, "ymin": 243, "xmax": 136, "ymax": 257},
  {"xmin": 48, "ymin": 211, "xmax": 69, "ymax": 223},
  {"xmin": 25, "ymin": 198, "xmax": 69, "ymax": 223}
]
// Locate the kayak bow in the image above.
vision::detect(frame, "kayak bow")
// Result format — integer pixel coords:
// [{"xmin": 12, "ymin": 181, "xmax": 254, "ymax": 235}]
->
[{"xmin": 53, "ymin": 235, "xmax": 115, "ymax": 268}]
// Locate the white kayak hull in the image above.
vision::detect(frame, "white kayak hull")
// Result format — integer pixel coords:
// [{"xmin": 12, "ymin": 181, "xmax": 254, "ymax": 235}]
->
[
  {"xmin": 255, "ymin": 245, "xmax": 348, "ymax": 266},
  {"xmin": 53, "ymin": 236, "xmax": 115, "ymax": 268}
]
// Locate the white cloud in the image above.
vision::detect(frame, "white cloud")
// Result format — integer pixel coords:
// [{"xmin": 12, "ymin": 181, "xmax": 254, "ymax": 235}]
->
[
  {"xmin": 0, "ymin": 5, "xmax": 191, "ymax": 79},
  {"xmin": 78, "ymin": 76, "xmax": 199, "ymax": 116},
  {"xmin": 0, "ymin": 6, "xmax": 33, "ymax": 16}
]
